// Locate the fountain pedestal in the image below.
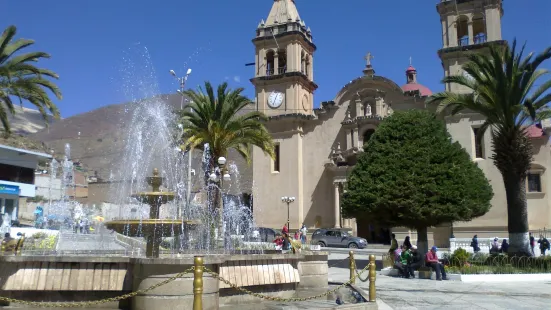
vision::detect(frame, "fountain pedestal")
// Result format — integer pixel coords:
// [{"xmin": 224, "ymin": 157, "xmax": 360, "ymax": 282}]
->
[{"xmin": 105, "ymin": 168, "xmax": 182, "ymax": 258}]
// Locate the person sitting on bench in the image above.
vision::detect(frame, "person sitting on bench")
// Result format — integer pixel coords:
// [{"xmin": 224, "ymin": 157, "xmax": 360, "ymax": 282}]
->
[
  {"xmin": 425, "ymin": 246, "xmax": 447, "ymax": 281},
  {"xmin": 409, "ymin": 245, "xmax": 424, "ymax": 271}
]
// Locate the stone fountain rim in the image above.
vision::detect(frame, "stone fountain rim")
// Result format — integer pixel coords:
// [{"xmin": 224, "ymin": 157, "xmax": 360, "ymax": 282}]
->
[
  {"xmin": 105, "ymin": 219, "xmax": 184, "ymax": 225},
  {"xmin": 130, "ymin": 192, "xmax": 176, "ymax": 196},
  {"xmin": 0, "ymin": 252, "xmax": 329, "ymax": 264}
]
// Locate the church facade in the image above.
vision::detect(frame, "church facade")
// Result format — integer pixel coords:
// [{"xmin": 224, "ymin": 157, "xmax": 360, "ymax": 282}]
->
[{"xmin": 250, "ymin": 0, "xmax": 551, "ymax": 247}]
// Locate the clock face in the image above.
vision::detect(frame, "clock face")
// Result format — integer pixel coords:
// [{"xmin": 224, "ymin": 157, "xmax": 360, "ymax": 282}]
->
[{"xmin": 268, "ymin": 91, "xmax": 284, "ymax": 108}]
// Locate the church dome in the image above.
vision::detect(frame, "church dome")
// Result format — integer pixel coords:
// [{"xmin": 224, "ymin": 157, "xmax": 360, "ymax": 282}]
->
[
  {"xmin": 401, "ymin": 83, "xmax": 432, "ymax": 96},
  {"xmin": 401, "ymin": 64, "xmax": 432, "ymax": 97}
]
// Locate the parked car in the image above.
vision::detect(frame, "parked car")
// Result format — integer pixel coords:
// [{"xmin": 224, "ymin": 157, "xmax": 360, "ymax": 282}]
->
[
  {"xmin": 245, "ymin": 227, "xmax": 280, "ymax": 242},
  {"xmin": 311, "ymin": 229, "xmax": 368, "ymax": 249}
]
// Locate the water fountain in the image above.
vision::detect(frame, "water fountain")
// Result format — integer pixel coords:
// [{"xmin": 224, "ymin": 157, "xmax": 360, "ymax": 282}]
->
[
  {"xmin": 0, "ymin": 47, "xmax": 330, "ymax": 309},
  {"xmin": 105, "ymin": 168, "xmax": 184, "ymax": 258}
]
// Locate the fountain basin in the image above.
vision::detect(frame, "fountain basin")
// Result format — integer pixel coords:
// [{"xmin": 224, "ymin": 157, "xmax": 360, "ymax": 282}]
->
[
  {"xmin": 130, "ymin": 192, "xmax": 175, "ymax": 205},
  {"xmin": 0, "ymin": 252, "xmax": 330, "ymax": 310},
  {"xmin": 105, "ymin": 219, "xmax": 183, "ymax": 236}
]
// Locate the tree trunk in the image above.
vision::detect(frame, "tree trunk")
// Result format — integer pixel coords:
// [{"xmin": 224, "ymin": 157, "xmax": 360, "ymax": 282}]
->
[
  {"xmin": 416, "ymin": 226, "xmax": 429, "ymax": 255},
  {"xmin": 503, "ymin": 172, "xmax": 532, "ymax": 256}
]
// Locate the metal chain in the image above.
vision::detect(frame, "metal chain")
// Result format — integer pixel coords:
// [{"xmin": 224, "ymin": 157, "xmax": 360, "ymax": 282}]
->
[
  {"xmin": 204, "ymin": 262, "xmax": 372, "ymax": 302},
  {"xmin": 0, "ymin": 259, "xmax": 374, "ymax": 306},
  {"xmin": 356, "ymin": 264, "xmax": 370, "ymax": 282},
  {"xmin": 348, "ymin": 258, "xmax": 370, "ymax": 282},
  {"xmin": 0, "ymin": 267, "xmax": 194, "ymax": 308}
]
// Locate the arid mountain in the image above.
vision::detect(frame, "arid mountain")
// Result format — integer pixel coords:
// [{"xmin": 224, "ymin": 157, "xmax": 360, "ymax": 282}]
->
[
  {"xmin": 6, "ymin": 106, "xmax": 58, "ymax": 136},
  {"xmin": 28, "ymin": 94, "xmax": 254, "ymax": 193},
  {"xmin": 0, "ymin": 106, "xmax": 55, "ymax": 157}
]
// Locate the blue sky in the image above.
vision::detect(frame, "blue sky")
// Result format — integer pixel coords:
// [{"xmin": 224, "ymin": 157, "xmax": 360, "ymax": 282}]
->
[{"xmin": 4, "ymin": 0, "xmax": 551, "ymax": 117}]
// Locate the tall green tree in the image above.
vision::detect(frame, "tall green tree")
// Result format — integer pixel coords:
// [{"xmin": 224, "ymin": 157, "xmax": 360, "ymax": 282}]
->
[
  {"xmin": 427, "ymin": 40, "xmax": 551, "ymax": 255},
  {"xmin": 342, "ymin": 110, "xmax": 493, "ymax": 254},
  {"xmin": 178, "ymin": 81, "xmax": 274, "ymax": 248},
  {"xmin": 178, "ymin": 81, "xmax": 275, "ymax": 165},
  {"xmin": 0, "ymin": 25, "xmax": 62, "ymax": 135}
]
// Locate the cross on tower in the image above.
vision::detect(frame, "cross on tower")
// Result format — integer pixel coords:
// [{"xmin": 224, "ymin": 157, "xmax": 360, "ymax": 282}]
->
[
  {"xmin": 409, "ymin": 56, "xmax": 412, "ymax": 66},
  {"xmin": 364, "ymin": 52, "xmax": 374, "ymax": 67}
]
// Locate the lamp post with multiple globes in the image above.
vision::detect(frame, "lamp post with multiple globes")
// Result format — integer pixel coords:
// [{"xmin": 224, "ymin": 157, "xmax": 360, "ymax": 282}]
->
[
  {"xmin": 209, "ymin": 157, "xmax": 231, "ymax": 248},
  {"xmin": 281, "ymin": 196, "xmax": 295, "ymax": 231},
  {"xmin": 170, "ymin": 68, "xmax": 193, "ymax": 218}
]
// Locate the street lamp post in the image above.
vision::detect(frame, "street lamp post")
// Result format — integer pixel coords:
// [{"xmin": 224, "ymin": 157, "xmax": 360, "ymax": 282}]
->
[
  {"xmin": 170, "ymin": 68, "xmax": 193, "ymax": 110},
  {"xmin": 281, "ymin": 196, "xmax": 295, "ymax": 231},
  {"xmin": 170, "ymin": 68, "xmax": 192, "ymax": 218},
  {"xmin": 209, "ymin": 157, "xmax": 231, "ymax": 248}
]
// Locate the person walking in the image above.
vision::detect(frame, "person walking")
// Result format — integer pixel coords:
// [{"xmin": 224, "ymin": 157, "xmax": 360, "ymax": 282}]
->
[
  {"xmin": 538, "ymin": 235, "xmax": 550, "ymax": 256},
  {"xmin": 471, "ymin": 234, "xmax": 480, "ymax": 253},
  {"xmin": 388, "ymin": 234, "xmax": 398, "ymax": 254},
  {"xmin": 530, "ymin": 233, "xmax": 536, "ymax": 256}
]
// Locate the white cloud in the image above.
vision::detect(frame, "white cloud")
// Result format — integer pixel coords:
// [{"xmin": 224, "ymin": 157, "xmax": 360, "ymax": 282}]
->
[
  {"xmin": 224, "ymin": 76, "xmax": 230, "ymax": 80},
  {"xmin": 233, "ymin": 76, "xmax": 241, "ymax": 83}
]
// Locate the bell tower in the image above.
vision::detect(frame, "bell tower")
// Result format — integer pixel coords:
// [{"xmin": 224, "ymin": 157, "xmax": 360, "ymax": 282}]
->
[
  {"xmin": 437, "ymin": 0, "xmax": 505, "ymax": 93},
  {"xmin": 251, "ymin": 0, "xmax": 318, "ymax": 117}
]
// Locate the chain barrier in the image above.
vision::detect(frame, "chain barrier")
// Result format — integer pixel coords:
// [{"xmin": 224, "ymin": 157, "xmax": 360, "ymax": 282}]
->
[
  {"xmin": 348, "ymin": 253, "xmax": 372, "ymax": 282},
  {"xmin": 204, "ymin": 262, "xmax": 371, "ymax": 302},
  {"xmin": 355, "ymin": 261, "xmax": 370, "ymax": 282},
  {"xmin": 0, "ymin": 267, "xmax": 194, "ymax": 308}
]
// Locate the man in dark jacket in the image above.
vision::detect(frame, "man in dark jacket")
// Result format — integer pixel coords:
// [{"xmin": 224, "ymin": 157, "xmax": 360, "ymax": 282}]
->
[{"xmin": 409, "ymin": 245, "xmax": 424, "ymax": 271}]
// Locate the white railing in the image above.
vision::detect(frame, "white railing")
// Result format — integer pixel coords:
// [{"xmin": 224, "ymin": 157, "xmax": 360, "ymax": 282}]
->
[{"xmin": 450, "ymin": 238, "xmax": 546, "ymax": 256}]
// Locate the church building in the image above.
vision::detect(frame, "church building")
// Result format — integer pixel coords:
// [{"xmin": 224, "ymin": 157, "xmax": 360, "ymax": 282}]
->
[{"xmin": 250, "ymin": 0, "xmax": 551, "ymax": 247}]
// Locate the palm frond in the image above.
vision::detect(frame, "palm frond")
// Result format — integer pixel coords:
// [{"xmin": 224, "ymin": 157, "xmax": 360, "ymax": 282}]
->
[{"xmin": 0, "ymin": 25, "xmax": 62, "ymax": 134}]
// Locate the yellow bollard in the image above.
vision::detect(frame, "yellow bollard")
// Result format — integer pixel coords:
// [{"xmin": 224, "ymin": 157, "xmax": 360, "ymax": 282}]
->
[
  {"xmin": 349, "ymin": 250, "xmax": 356, "ymax": 284},
  {"xmin": 193, "ymin": 256, "xmax": 204, "ymax": 310},
  {"xmin": 15, "ymin": 234, "xmax": 25, "ymax": 256},
  {"xmin": 368, "ymin": 254, "xmax": 376, "ymax": 302}
]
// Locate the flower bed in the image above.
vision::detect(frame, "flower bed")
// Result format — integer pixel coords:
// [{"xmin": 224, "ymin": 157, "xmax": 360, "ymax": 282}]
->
[{"xmin": 443, "ymin": 248, "xmax": 551, "ymax": 275}]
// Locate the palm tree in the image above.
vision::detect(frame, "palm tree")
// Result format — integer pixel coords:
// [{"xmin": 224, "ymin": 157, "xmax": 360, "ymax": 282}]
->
[
  {"xmin": 178, "ymin": 81, "xmax": 275, "ymax": 248},
  {"xmin": 427, "ymin": 40, "xmax": 551, "ymax": 255},
  {"xmin": 0, "ymin": 25, "xmax": 62, "ymax": 135},
  {"xmin": 179, "ymin": 81, "xmax": 275, "ymax": 166}
]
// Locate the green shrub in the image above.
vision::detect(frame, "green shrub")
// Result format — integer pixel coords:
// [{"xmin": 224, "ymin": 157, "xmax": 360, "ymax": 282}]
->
[{"xmin": 450, "ymin": 248, "xmax": 470, "ymax": 266}]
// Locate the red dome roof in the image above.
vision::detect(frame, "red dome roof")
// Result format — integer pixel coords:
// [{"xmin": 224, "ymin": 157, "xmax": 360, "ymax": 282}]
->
[
  {"xmin": 406, "ymin": 65, "xmax": 416, "ymax": 73},
  {"xmin": 401, "ymin": 83, "xmax": 432, "ymax": 96}
]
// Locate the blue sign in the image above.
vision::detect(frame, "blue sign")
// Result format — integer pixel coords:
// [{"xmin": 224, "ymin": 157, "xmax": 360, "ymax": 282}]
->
[{"xmin": 0, "ymin": 184, "xmax": 20, "ymax": 195}]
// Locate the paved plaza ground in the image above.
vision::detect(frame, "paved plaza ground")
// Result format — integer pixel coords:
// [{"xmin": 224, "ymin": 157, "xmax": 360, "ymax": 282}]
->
[{"xmin": 328, "ymin": 252, "xmax": 551, "ymax": 310}]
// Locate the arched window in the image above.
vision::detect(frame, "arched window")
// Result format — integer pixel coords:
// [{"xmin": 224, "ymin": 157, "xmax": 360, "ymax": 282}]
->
[
  {"xmin": 277, "ymin": 49, "xmax": 287, "ymax": 74},
  {"xmin": 363, "ymin": 129, "xmax": 375, "ymax": 145},
  {"xmin": 472, "ymin": 14, "xmax": 486, "ymax": 44},
  {"xmin": 300, "ymin": 51, "xmax": 306, "ymax": 74},
  {"xmin": 456, "ymin": 15, "xmax": 469, "ymax": 46},
  {"xmin": 266, "ymin": 50, "xmax": 275, "ymax": 76}
]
